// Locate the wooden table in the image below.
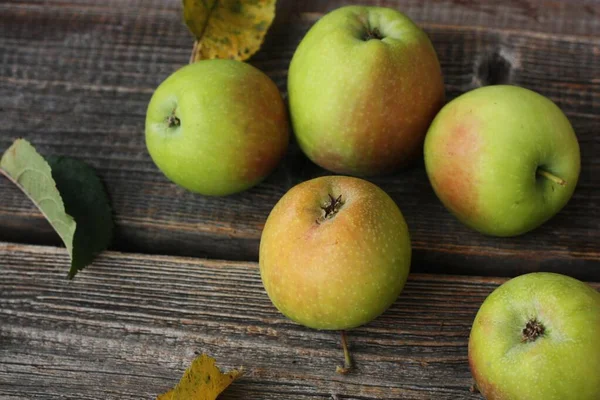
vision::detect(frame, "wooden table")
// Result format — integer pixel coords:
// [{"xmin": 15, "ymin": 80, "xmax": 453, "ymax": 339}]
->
[{"xmin": 1, "ymin": 1, "xmax": 598, "ymax": 398}]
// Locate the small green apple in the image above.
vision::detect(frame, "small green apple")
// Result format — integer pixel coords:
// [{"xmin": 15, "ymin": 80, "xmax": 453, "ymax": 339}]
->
[
  {"xmin": 469, "ymin": 272, "xmax": 600, "ymax": 399},
  {"xmin": 259, "ymin": 176, "xmax": 411, "ymax": 330},
  {"xmin": 424, "ymin": 85, "xmax": 580, "ymax": 236},
  {"xmin": 145, "ymin": 59, "xmax": 289, "ymax": 196},
  {"xmin": 288, "ymin": 6, "xmax": 444, "ymax": 176}
]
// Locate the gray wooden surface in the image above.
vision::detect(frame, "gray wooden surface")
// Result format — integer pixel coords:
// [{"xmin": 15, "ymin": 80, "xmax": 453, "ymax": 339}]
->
[
  {"xmin": 1, "ymin": 0, "xmax": 599, "ymax": 398},
  {"xmin": 6, "ymin": 242, "xmax": 596, "ymax": 399}
]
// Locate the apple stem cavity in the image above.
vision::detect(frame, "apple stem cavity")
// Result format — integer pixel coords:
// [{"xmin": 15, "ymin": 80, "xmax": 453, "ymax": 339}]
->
[
  {"xmin": 166, "ymin": 110, "xmax": 180, "ymax": 129},
  {"xmin": 537, "ymin": 168, "xmax": 567, "ymax": 186},
  {"xmin": 317, "ymin": 194, "xmax": 344, "ymax": 224},
  {"xmin": 363, "ymin": 27, "xmax": 384, "ymax": 41},
  {"xmin": 336, "ymin": 331, "xmax": 353, "ymax": 375},
  {"xmin": 521, "ymin": 318, "xmax": 546, "ymax": 342}
]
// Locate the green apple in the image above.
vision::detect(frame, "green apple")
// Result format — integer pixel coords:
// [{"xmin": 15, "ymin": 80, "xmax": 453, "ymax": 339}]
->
[
  {"xmin": 259, "ymin": 176, "xmax": 411, "ymax": 330},
  {"xmin": 288, "ymin": 6, "xmax": 444, "ymax": 176},
  {"xmin": 145, "ymin": 59, "xmax": 289, "ymax": 196},
  {"xmin": 424, "ymin": 85, "xmax": 580, "ymax": 236},
  {"xmin": 469, "ymin": 272, "xmax": 600, "ymax": 399}
]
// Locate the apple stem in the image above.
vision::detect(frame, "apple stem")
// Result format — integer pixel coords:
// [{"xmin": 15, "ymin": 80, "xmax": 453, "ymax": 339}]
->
[
  {"xmin": 537, "ymin": 168, "xmax": 566, "ymax": 186},
  {"xmin": 335, "ymin": 331, "xmax": 353, "ymax": 374}
]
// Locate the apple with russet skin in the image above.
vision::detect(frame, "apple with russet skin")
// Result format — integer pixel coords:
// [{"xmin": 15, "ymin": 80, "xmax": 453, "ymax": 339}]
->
[
  {"xmin": 145, "ymin": 59, "xmax": 289, "ymax": 196},
  {"xmin": 424, "ymin": 85, "xmax": 580, "ymax": 236},
  {"xmin": 287, "ymin": 6, "xmax": 445, "ymax": 176},
  {"xmin": 259, "ymin": 176, "xmax": 411, "ymax": 330},
  {"xmin": 469, "ymin": 272, "xmax": 600, "ymax": 399}
]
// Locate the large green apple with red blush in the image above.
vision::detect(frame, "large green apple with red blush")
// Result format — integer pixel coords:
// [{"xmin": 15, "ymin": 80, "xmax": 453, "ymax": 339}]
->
[
  {"xmin": 469, "ymin": 272, "xmax": 600, "ymax": 399},
  {"xmin": 288, "ymin": 6, "xmax": 445, "ymax": 176},
  {"xmin": 424, "ymin": 85, "xmax": 580, "ymax": 236},
  {"xmin": 145, "ymin": 59, "xmax": 289, "ymax": 196},
  {"xmin": 259, "ymin": 176, "xmax": 411, "ymax": 330}
]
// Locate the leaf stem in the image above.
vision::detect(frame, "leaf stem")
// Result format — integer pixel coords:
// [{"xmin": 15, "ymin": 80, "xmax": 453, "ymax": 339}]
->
[
  {"xmin": 187, "ymin": 0, "xmax": 220, "ymax": 64},
  {"xmin": 189, "ymin": 40, "xmax": 199, "ymax": 64},
  {"xmin": 335, "ymin": 331, "xmax": 353, "ymax": 374},
  {"xmin": 0, "ymin": 166, "xmax": 9, "ymax": 180}
]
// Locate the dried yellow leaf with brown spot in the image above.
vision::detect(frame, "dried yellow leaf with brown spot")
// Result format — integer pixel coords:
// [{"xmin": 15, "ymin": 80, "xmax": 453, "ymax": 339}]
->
[
  {"xmin": 157, "ymin": 354, "xmax": 244, "ymax": 400},
  {"xmin": 183, "ymin": 0, "xmax": 276, "ymax": 62}
]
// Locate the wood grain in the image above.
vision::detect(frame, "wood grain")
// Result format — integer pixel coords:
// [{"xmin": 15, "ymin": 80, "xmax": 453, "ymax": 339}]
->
[
  {"xmin": 2, "ymin": 242, "xmax": 597, "ymax": 399},
  {"xmin": 0, "ymin": 0, "xmax": 599, "ymax": 278}
]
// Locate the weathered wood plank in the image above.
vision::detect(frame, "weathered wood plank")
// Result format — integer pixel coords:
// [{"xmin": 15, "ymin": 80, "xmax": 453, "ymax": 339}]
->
[
  {"xmin": 0, "ymin": 1, "xmax": 599, "ymax": 278},
  {"xmin": 2, "ymin": 242, "xmax": 597, "ymax": 399},
  {"xmin": 2, "ymin": 0, "xmax": 600, "ymax": 36}
]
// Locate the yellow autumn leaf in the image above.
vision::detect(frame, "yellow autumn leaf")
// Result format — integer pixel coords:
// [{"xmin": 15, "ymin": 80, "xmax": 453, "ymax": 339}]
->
[
  {"xmin": 183, "ymin": 0, "xmax": 277, "ymax": 62},
  {"xmin": 158, "ymin": 354, "xmax": 244, "ymax": 400}
]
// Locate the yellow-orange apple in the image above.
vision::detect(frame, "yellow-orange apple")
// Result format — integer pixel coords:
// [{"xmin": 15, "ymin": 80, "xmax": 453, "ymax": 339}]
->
[{"xmin": 259, "ymin": 176, "xmax": 411, "ymax": 330}]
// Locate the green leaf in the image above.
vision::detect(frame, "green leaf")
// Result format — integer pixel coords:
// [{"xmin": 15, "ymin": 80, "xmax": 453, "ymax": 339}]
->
[{"xmin": 0, "ymin": 139, "xmax": 113, "ymax": 279}]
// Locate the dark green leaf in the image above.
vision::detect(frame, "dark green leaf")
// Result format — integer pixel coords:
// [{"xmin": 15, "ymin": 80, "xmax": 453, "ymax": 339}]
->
[{"xmin": 47, "ymin": 156, "xmax": 113, "ymax": 279}]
